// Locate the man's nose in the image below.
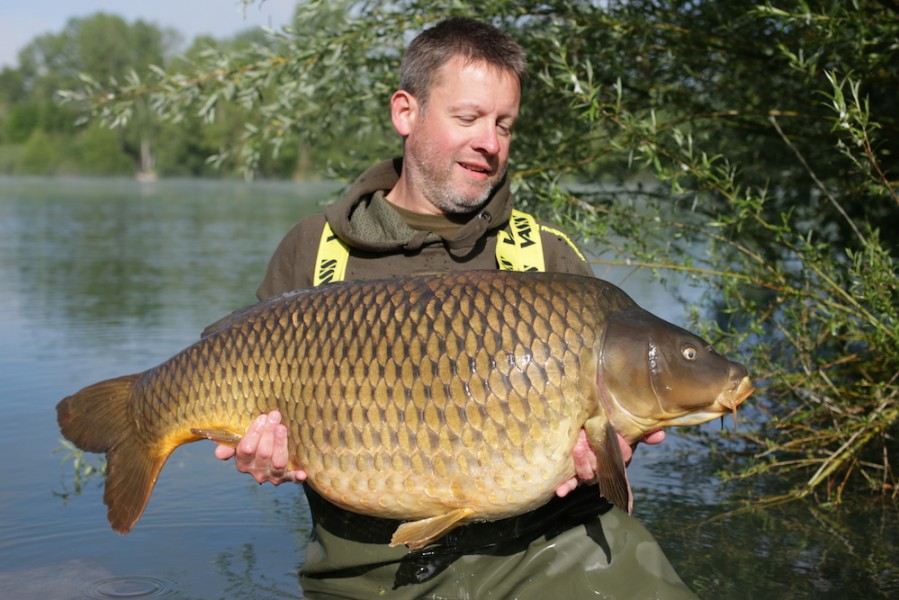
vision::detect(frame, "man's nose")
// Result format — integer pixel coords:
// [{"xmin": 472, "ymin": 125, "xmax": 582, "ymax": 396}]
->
[{"xmin": 472, "ymin": 124, "xmax": 501, "ymax": 155}]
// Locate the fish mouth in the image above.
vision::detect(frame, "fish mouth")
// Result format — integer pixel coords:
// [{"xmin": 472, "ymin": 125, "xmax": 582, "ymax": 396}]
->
[
  {"xmin": 656, "ymin": 374, "xmax": 753, "ymax": 429},
  {"xmin": 714, "ymin": 375, "xmax": 754, "ymax": 424},
  {"xmin": 727, "ymin": 375, "xmax": 755, "ymax": 409}
]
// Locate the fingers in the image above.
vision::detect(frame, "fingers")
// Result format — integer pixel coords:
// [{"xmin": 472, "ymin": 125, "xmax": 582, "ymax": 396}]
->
[
  {"xmin": 561, "ymin": 427, "xmax": 667, "ymax": 496},
  {"xmin": 571, "ymin": 430, "xmax": 598, "ymax": 481},
  {"xmin": 271, "ymin": 421, "xmax": 290, "ymax": 470},
  {"xmin": 617, "ymin": 434, "xmax": 634, "ymax": 465},
  {"xmin": 620, "ymin": 429, "xmax": 665, "ymax": 466},
  {"xmin": 214, "ymin": 445, "xmax": 236, "ymax": 460},
  {"xmin": 641, "ymin": 429, "xmax": 665, "ymax": 445},
  {"xmin": 248, "ymin": 412, "xmax": 281, "ymax": 466},
  {"xmin": 215, "ymin": 411, "xmax": 295, "ymax": 485},
  {"xmin": 213, "ymin": 413, "xmax": 277, "ymax": 462},
  {"xmin": 555, "ymin": 477, "xmax": 578, "ymax": 498},
  {"xmin": 237, "ymin": 412, "xmax": 280, "ymax": 463}
]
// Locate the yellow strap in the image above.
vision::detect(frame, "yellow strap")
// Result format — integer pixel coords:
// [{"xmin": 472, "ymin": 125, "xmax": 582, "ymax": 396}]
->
[
  {"xmin": 313, "ymin": 221, "xmax": 350, "ymax": 286},
  {"xmin": 538, "ymin": 224, "xmax": 587, "ymax": 264},
  {"xmin": 313, "ymin": 209, "xmax": 559, "ymax": 284},
  {"xmin": 496, "ymin": 209, "xmax": 545, "ymax": 272}
]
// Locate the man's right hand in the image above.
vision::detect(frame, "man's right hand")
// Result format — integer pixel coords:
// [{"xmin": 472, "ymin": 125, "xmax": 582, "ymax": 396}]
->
[{"xmin": 214, "ymin": 410, "xmax": 307, "ymax": 485}]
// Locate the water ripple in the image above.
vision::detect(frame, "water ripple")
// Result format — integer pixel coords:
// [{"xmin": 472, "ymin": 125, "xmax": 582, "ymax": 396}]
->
[{"xmin": 83, "ymin": 576, "xmax": 177, "ymax": 599}]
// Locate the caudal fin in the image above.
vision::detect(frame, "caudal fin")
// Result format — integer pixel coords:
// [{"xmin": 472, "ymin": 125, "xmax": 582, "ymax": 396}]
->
[{"xmin": 57, "ymin": 374, "xmax": 167, "ymax": 534}]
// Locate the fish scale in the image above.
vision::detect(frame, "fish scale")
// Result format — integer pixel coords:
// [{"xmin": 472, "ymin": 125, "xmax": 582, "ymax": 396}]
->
[{"xmin": 57, "ymin": 270, "xmax": 753, "ymax": 550}]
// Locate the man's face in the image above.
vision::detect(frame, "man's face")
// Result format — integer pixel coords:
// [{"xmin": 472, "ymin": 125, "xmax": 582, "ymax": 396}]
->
[{"xmin": 403, "ymin": 56, "xmax": 521, "ymax": 214}]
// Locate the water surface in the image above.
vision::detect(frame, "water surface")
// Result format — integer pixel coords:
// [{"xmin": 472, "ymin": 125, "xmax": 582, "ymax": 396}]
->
[{"xmin": 0, "ymin": 177, "xmax": 336, "ymax": 599}]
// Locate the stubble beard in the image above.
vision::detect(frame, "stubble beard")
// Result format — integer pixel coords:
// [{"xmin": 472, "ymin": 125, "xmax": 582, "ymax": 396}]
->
[{"xmin": 407, "ymin": 145, "xmax": 506, "ymax": 215}]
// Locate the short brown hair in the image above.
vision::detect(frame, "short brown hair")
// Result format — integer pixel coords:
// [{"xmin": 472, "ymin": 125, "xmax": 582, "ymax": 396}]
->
[{"xmin": 399, "ymin": 17, "xmax": 527, "ymax": 105}]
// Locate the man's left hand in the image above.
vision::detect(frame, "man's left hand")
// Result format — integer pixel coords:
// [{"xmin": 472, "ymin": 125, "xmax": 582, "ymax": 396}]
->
[{"xmin": 554, "ymin": 428, "xmax": 665, "ymax": 498}]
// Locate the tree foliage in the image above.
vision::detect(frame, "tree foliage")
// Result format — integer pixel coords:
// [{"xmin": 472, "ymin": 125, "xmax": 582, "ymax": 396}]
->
[
  {"xmin": 17, "ymin": 0, "xmax": 899, "ymax": 505},
  {"xmin": 0, "ymin": 13, "xmax": 177, "ymax": 175},
  {"xmin": 0, "ymin": 12, "xmax": 285, "ymax": 176}
]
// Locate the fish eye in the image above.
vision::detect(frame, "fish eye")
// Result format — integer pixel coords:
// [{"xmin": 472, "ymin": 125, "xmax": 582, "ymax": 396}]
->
[{"xmin": 682, "ymin": 345, "xmax": 698, "ymax": 360}]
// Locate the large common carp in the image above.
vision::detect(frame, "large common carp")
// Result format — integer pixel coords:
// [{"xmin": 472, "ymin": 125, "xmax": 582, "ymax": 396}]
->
[{"xmin": 57, "ymin": 270, "xmax": 753, "ymax": 550}]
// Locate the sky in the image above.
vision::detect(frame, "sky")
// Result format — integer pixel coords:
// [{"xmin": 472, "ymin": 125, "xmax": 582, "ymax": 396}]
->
[{"xmin": 0, "ymin": 0, "xmax": 299, "ymax": 69}]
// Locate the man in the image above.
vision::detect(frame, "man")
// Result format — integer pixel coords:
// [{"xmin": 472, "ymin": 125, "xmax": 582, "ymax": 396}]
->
[{"xmin": 216, "ymin": 17, "xmax": 697, "ymax": 599}]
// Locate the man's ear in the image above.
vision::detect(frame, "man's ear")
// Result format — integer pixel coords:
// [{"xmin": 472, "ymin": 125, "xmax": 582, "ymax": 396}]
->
[{"xmin": 390, "ymin": 90, "xmax": 418, "ymax": 137}]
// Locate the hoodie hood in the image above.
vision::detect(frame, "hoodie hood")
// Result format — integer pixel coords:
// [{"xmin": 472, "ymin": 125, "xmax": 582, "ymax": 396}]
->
[{"xmin": 324, "ymin": 158, "xmax": 514, "ymax": 256}]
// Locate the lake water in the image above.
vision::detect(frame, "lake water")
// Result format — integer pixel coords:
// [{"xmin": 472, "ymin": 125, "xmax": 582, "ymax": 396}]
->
[{"xmin": 0, "ymin": 177, "xmax": 895, "ymax": 599}]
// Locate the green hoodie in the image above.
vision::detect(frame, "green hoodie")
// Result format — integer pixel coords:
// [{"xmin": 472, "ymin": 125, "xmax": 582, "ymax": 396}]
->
[{"xmin": 256, "ymin": 158, "xmax": 591, "ymax": 300}]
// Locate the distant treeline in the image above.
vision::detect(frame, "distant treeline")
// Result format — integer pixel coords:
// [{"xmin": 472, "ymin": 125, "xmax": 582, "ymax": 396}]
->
[{"xmin": 0, "ymin": 10, "xmax": 341, "ymax": 179}]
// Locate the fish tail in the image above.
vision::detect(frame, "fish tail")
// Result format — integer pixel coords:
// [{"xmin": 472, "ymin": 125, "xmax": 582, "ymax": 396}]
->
[{"xmin": 57, "ymin": 374, "xmax": 164, "ymax": 534}]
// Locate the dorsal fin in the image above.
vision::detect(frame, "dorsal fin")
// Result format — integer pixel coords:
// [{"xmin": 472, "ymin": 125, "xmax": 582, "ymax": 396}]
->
[{"xmin": 200, "ymin": 290, "xmax": 303, "ymax": 338}]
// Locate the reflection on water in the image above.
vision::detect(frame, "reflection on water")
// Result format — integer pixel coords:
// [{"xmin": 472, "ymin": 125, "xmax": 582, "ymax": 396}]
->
[{"xmin": 0, "ymin": 177, "xmax": 895, "ymax": 599}]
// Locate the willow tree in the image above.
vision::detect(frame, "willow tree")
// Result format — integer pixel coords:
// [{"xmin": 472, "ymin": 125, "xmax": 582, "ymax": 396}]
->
[{"xmin": 62, "ymin": 0, "xmax": 898, "ymax": 505}]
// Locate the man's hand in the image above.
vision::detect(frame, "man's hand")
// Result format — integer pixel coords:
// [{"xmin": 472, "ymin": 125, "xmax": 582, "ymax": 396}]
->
[
  {"xmin": 554, "ymin": 428, "xmax": 665, "ymax": 498},
  {"xmin": 214, "ymin": 410, "xmax": 307, "ymax": 485}
]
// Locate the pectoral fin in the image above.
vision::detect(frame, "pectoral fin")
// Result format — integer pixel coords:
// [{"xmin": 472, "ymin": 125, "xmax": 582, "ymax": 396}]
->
[
  {"xmin": 390, "ymin": 508, "xmax": 475, "ymax": 550},
  {"xmin": 190, "ymin": 428, "xmax": 244, "ymax": 447},
  {"xmin": 584, "ymin": 415, "xmax": 633, "ymax": 513}
]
